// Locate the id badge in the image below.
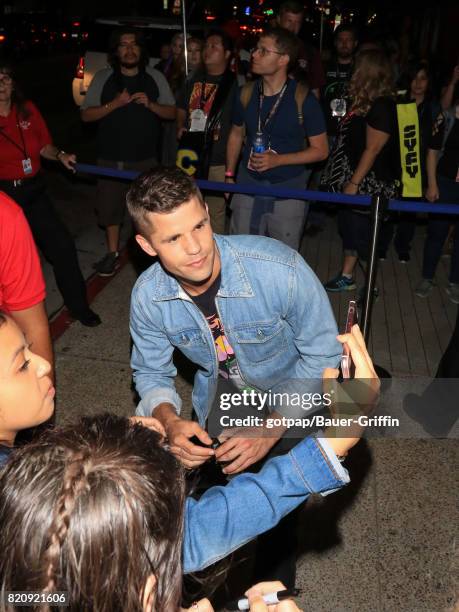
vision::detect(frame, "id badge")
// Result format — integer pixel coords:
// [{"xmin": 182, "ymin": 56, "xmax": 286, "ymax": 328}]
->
[
  {"xmin": 331, "ymin": 98, "xmax": 347, "ymax": 118},
  {"xmin": 22, "ymin": 158, "xmax": 33, "ymax": 175},
  {"xmin": 189, "ymin": 109, "xmax": 207, "ymax": 132}
]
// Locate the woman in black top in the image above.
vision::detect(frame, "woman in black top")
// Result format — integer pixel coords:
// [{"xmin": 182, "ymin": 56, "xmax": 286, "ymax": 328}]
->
[{"xmin": 321, "ymin": 50, "xmax": 400, "ymax": 293}]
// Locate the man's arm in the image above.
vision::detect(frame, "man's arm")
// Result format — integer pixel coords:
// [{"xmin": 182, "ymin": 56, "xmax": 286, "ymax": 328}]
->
[
  {"xmin": 183, "ymin": 435, "xmax": 349, "ymax": 573},
  {"xmin": 226, "ymin": 123, "xmax": 245, "ymax": 176},
  {"xmin": 10, "ymin": 302, "xmax": 53, "ymax": 374},
  {"xmin": 248, "ymin": 132, "xmax": 328, "ymax": 172}
]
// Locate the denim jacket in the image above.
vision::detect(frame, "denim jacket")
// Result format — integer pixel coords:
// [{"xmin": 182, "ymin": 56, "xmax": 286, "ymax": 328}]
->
[
  {"xmin": 183, "ymin": 435, "xmax": 349, "ymax": 572},
  {"xmin": 131, "ymin": 234, "xmax": 341, "ymax": 424}
]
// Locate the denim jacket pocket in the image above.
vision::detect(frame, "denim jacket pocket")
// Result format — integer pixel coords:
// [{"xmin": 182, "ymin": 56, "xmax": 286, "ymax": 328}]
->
[{"xmin": 231, "ymin": 318, "xmax": 287, "ymax": 364}]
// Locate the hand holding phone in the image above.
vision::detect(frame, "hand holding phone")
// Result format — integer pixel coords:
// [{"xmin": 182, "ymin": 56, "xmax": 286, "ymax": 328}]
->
[{"xmin": 340, "ymin": 300, "xmax": 357, "ymax": 379}]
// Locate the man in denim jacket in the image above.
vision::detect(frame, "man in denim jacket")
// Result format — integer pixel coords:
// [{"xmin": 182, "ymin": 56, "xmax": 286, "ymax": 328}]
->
[{"xmin": 127, "ymin": 166, "xmax": 341, "ymax": 584}]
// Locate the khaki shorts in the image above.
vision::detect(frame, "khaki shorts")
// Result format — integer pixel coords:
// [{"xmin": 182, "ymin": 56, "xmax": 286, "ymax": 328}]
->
[{"xmin": 96, "ymin": 158, "xmax": 157, "ymax": 227}]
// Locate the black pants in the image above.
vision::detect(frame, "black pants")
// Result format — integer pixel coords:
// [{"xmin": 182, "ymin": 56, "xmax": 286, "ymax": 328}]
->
[{"xmin": 1, "ymin": 176, "xmax": 89, "ymax": 316}]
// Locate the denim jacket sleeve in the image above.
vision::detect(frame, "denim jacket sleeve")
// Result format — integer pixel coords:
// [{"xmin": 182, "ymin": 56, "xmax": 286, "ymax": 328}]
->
[
  {"xmin": 182, "ymin": 436, "xmax": 349, "ymax": 573},
  {"xmin": 287, "ymin": 252, "xmax": 342, "ymax": 378},
  {"xmin": 130, "ymin": 289, "xmax": 182, "ymax": 417}
]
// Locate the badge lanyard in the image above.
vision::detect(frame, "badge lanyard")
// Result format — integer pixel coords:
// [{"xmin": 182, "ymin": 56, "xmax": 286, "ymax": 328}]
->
[
  {"xmin": 257, "ymin": 80, "xmax": 289, "ymax": 138},
  {"xmin": 0, "ymin": 109, "xmax": 33, "ymax": 175}
]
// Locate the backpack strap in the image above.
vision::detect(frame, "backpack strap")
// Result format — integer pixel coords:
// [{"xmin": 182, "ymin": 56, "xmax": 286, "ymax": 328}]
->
[
  {"xmin": 240, "ymin": 80, "xmax": 256, "ymax": 109},
  {"xmin": 294, "ymin": 81, "xmax": 309, "ymax": 126}
]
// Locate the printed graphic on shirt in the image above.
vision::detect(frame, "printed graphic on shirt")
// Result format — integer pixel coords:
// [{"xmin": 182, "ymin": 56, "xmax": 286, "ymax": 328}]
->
[
  {"xmin": 206, "ymin": 312, "xmax": 241, "ymax": 381},
  {"xmin": 189, "ymin": 82, "xmax": 218, "ymax": 117}
]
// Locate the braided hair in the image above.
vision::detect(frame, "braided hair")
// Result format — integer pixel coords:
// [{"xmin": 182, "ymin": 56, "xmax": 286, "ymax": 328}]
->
[{"xmin": 0, "ymin": 414, "xmax": 185, "ymax": 611}]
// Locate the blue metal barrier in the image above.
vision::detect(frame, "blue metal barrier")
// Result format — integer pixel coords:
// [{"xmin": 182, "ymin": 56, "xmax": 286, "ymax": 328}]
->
[{"xmin": 75, "ymin": 163, "xmax": 459, "ymax": 216}]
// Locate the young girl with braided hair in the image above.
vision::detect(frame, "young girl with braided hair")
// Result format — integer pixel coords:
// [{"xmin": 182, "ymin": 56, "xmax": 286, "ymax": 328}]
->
[{"xmin": 0, "ymin": 311, "xmax": 378, "ymax": 611}]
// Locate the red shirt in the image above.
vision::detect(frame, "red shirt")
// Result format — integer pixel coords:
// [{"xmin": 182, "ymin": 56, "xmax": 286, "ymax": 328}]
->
[
  {"xmin": 0, "ymin": 192, "xmax": 46, "ymax": 311},
  {"xmin": 0, "ymin": 101, "xmax": 52, "ymax": 180}
]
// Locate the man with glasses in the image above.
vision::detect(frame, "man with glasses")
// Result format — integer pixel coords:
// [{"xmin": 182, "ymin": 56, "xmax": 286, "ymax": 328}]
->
[
  {"xmin": 225, "ymin": 27, "xmax": 328, "ymax": 251},
  {"xmin": 81, "ymin": 28, "xmax": 176, "ymax": 277},
  {"xmin": 176, "ymin": 29, "xmax": 238, "ymax": 234}
]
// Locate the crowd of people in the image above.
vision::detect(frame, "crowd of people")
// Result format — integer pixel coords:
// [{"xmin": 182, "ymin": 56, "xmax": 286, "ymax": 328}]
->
[{"xmin": 0, "ymin": 0, "xmax": 457, "ymax": 609}]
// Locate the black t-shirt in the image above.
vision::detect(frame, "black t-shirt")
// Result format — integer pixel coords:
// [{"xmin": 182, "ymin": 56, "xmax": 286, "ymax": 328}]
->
[
  {"xmin": 430, "ymin": 112, "xmax": 459, "ymax": 181},
  {"xmin": 98, "ymin": 72, "xmax": 161, "ymax": 162},
  {"xmin": 346, "ymin": 96, "xmax": 401, "ymax": 183},
  {"xmin": 177, "ymin": 71, "xmax": 238, "ymax": 166},
  {"xmin": 323, "ymin": 60, "xmax": 353, "ymax": 136}
]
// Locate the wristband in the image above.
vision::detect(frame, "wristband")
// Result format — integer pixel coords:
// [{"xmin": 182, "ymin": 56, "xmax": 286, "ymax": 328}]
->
[
  {"xmin": 349, "ymin": 179, "xmax": 360, "ymax": 186},
  {"xmin": 56, "ymin": 150, "xmax": 66, "ymax": 161},
  {"xmin": 225, "ymin": 171, "xmax": 235, "ymax": 178}
]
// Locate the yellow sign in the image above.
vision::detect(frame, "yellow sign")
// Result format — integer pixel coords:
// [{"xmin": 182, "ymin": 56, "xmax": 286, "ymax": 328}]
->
[
  {"xmin": 397, "ymin": 102, "xmax": 422, "ymax": 198},
  {"xmin": 176, "ymin": 148, "xmax": 199, "ymax": 176}
]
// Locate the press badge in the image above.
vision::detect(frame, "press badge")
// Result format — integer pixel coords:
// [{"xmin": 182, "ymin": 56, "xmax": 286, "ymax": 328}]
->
[
  {"xmin": 22, "ymin": 158, "xmax": 33, "ymax": 175},
  {"xmin": 331, "ymin": 98, "xmax": 347, "ymax": 118},
  {"xmin": 189, "ymin": 109, "xmax": 207, "ymax": 132}
]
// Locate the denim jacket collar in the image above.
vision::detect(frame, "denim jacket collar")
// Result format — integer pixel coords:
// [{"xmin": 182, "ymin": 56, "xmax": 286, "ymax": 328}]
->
[{"xmin": 149, "ymin": 234, "xmax": 254, "ymax": 301}]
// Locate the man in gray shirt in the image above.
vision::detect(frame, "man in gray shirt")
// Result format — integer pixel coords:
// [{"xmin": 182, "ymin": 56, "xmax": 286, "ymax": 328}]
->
[{"xmin": 81, "ymin": 27, "xmax": 176, "ymax": 276}]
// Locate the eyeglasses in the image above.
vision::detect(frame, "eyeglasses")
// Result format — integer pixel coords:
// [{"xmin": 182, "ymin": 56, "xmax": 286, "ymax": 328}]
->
[
  {"xmin": 251, "ymin": 46, "xmax": 285, "ymax": 57},
  {"xmin": 0, "ymin": 75, "xmax": 12, "ymax": 85}
]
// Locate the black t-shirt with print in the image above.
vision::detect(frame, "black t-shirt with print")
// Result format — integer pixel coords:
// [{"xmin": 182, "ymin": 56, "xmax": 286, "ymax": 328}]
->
[
  {"xmin": 323, "ymin": 60, "xmax": 353, "ymax": 136},
  {"xmin": 190, "ymin": 274, "xmax": 245, "ymax": 389},
  {"xmin": 176, "ymin": 71, "xmax": 238, "ymax": 166}
]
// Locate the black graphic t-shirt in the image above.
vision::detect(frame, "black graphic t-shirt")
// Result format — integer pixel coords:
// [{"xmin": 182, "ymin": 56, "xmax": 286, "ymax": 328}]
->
[
  {"xmin": 190, "ymin": 274, "xmax": 248, "ymax": 390},
  {"xmin": 323, "ymin": 61, "xmax": 353, "ymax": 136}
]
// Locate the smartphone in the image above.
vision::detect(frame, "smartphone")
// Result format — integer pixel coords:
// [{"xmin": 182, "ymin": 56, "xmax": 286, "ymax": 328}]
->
[{"xmin": 340, "ymin": 300, "xmax": 357, "ymax": 379}]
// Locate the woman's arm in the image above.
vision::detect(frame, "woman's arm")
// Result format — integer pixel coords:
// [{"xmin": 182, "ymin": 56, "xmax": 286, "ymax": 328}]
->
[
  {"xmin": 40, "ymin": 145, "xmax": 76, "ymax": 172},
  {"xmin": 440, "ymin": 65, "xmax": 459, "ymax": 111},
  {"xmin": 343, "ymin": 125, "xmax": 390, "ymax": 194},
  {"xmin": 425, "ymin": 148, "xmax": 440, "ymax": 202}
]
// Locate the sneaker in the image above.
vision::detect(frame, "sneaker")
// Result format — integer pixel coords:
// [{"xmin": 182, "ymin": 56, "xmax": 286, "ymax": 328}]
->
[
  {"xmin": 378, "ymin": 252, "xmax": 387, "ymax": 262},
  {"xmin": 93, "ymin": 251, "xmax": 119, "ymax": 277},
  {"xmin": 69, "ymin": 308, "xmax": 102, "ymax": 327},
  {"xmin": 398, "ymin": 252, "xmax": 410, "ymax": 263},
  {"xmin": 415, "ymin": 279, "xmax": 434, "ymax": 298},
  {"xmin": 324, "ymin": 274, "xmax": 356, "ymax": 292},
  {"xmin": 446, "ymin": 283, "xmax": 459, "ymax": 305}
]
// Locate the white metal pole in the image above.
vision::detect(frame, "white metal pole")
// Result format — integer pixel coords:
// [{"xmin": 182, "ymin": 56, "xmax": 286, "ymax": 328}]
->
[{"xmin": 181, "ymin": 0, "xmax": 189, "ymax": 75}]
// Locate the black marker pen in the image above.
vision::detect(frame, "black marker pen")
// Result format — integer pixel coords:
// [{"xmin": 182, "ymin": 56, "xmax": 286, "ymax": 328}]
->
[{"xmin": 226, "ymin": 588, "xmax": 300, "ymax": 611}]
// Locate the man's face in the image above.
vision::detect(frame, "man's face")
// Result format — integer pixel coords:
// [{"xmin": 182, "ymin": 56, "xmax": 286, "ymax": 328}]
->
[
  {"xmin": 278, "ymin": 11, "xmax": 303, "ymax": 35},
  {"xmin": 251, "ymin": 36, "xmax": 287, "ymax": 77},
  {"xmin": 203, "ymin": 35, "xmax": 229, "ymax": 72},
  {"xmin": 117, "ymin": 33, "xmax": 141, "ymax": 69},
  {"xmin": 136, "ymin": 196, "xmax": 220, "ymax": 295},
  {"xmin": 335, "ymin": 31, "xmax": 357, "ymax": 60}
]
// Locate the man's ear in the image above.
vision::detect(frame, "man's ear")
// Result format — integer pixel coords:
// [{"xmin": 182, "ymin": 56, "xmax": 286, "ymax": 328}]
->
[
  {"xmin": 279, "ymin": 54, "xmax": 290, "ymax": 69},
  {"xmin": 135, "ymin": 234, "xmax": 157, "ymax": 257}
]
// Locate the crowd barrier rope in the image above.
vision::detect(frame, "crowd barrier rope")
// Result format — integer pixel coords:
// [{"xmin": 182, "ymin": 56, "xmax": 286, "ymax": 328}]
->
[{"xmin": 75, "ymin": 163, "xmax": 459, "ymax": 216}]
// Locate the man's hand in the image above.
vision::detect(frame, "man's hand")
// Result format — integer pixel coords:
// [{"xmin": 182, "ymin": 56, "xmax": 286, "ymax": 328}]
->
[
  {"xmin": 214, "ymin": 430, "xmax": 278, "ymax": 474},
  {"xmin": 113, "ymin": 88, "xmax": 131, "ymax": 108},
  {"xmin": 248, "ymin": 150, "xmax": 279, "ymax": 172},
  {"xmin": 166, "ymin": 416, "xmax": 214, "ymax": 469},
  {"xmin": 131, "ymin": 91, "xmax": 150, "ymax": 108}
]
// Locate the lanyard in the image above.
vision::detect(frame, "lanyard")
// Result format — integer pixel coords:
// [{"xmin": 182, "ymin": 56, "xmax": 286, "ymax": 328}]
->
[
  {"xmin": 257, "ymin": 80, "xmax": 289, "ymax": 134},
  {"xmin": 199, "ymin": 81, "xmax": 217, "ymax": 110},
  {"xmin": 0, "ymin": 109, "xmax": 28, "ymax": 158}
]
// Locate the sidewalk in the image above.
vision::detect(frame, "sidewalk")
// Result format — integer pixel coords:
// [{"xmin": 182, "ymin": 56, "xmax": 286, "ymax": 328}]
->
[{"xmin": 46, "ymin": 169, "xmax": 457, "ymax": 612}]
